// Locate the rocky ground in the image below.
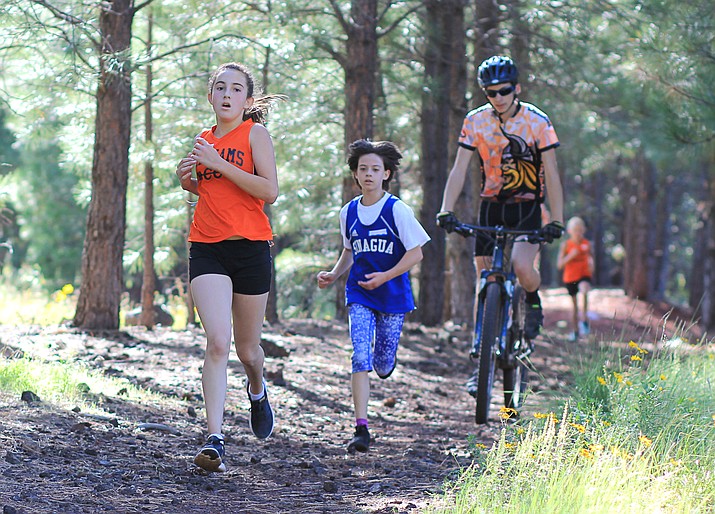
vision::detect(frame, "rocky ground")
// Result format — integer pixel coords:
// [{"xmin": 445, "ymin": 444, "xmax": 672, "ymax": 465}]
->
[{"xmin": 0, "ymin": 288, "xmax": 700, "ymax": 513}]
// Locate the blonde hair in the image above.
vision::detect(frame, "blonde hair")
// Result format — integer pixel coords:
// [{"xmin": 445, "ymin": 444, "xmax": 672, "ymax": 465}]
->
[
  {"xmin": 207, "ymin": 62, "xmax": 285, "ymax": 125},
  {"xmin": 567, "ymin": 216, "xmax": 586, "ymax": 231}
]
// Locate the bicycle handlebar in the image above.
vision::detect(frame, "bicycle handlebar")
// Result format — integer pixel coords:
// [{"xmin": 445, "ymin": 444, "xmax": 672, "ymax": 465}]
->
[{"xmin": 453, "ymin": 222, "xmax": 546, "ymax": 244}]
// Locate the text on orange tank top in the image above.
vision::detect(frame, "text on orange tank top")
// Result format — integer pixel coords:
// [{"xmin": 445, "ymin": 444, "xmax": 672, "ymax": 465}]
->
[{"xmin": 189, "ymin": 119, "xmax": 273, "ymax": 243}]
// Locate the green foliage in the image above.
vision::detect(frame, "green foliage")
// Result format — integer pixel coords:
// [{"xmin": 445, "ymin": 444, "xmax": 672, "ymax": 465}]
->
[
  {"xmin": 430, "ymin": 341, "xmax": 715, "ymax": 513},
  {"xmin": 0, "ymin": 0, "xmax": 712, "ymax": 314}
]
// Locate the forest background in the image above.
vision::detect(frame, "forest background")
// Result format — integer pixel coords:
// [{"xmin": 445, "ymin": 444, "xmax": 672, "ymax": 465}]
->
[{"xmin": 0, "ymin": 0, "xmax": 712, "ymax": 331}]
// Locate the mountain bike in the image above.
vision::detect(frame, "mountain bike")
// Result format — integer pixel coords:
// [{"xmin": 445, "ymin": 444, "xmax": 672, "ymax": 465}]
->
[{"xmin": 453, "ymin": 222, "xmax": 546, "ymax": 424}]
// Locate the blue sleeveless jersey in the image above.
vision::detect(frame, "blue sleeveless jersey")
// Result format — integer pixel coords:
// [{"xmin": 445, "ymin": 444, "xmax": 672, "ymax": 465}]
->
[{"xmin": 345, "ymin": 195, "xmax": 415, "ymax": 313}]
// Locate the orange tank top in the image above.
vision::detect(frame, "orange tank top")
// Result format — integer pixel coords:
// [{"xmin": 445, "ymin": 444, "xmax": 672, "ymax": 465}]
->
[
  {"xmin": 562, "ymin": 238, "xmax": 592, "ymax": 283},
  {"xmin": 188, "ymin": 119, "xmax": 273, "ymax": 242}
]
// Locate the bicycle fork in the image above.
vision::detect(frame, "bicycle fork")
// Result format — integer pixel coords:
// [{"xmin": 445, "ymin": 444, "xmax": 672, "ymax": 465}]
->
[{"xmin": 470, "ymin": 277, "xmax": 515, "ymax": 360}]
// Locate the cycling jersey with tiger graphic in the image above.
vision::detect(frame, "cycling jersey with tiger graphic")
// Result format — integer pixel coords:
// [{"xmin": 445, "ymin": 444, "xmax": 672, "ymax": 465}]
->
[{"xmin": 458, "ymin": 101, "xmax": 559, "ymax": 202}]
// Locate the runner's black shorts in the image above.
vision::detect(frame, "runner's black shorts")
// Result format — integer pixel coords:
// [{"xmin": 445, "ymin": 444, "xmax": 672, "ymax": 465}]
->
[
  {"xmin": 565, "ymin": 277, "xmax": 591, "ymax": 296},
  {"xmin": 474, "ymin": 200, "xmax": 542, "ymax": 257},
  {"xmin": 189, "ymin": 239, "xmax": 272, "ymax": 295}
]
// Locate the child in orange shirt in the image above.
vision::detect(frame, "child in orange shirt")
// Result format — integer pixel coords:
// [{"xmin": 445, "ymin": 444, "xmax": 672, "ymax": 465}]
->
[{"xmin": 557, "ymin": 217, "xmax": 594, "ymax": 341}]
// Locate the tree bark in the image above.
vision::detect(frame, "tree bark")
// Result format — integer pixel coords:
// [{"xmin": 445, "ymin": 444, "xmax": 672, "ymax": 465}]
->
[
  {"xmin": 139, "ymin": 9, "xmax": 156, "ymax": 329},
  {"xmin": 443, "ymin": 2, "xmax": 472, "ymax": 326},
  {"xmin": 623, "ymin": 151, "xmax": 657, "ymax": 300},
  {"xmin": 74, "ymin": 0, "xmax": 135, "ymax": 330},
  {"xmin": 419, "ymin": 0, "xmax": 467, "ymax": 326},
  {"xmin": 335, "ymin": 0, "xmax": 379, "ymax": 318}
]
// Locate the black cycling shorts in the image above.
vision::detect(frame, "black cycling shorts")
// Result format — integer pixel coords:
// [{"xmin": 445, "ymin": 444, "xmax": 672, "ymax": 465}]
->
[
  {"xmin": 565, "ymin": 277, "xmax": 591, "ymax": 296},
  {"xmin": 474, "ymin": 200, "xmax": 542, "ymax": 257},
  {"xmin": 189, "ymin": 239, "xmax": 271, "ymax": 295}
]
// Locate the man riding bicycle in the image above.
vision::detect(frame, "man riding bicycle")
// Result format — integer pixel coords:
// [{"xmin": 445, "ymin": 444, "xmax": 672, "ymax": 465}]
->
[{"xmin": 437, "ymin": 56, "xmax": 565, "ymax": 391}]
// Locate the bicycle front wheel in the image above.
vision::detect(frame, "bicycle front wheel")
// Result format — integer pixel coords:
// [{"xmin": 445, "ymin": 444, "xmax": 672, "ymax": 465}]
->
[
  {"xmin": 474, "ymin": 282, "xmax": 503, "ymax": 425},
  {"xmin": 504, "ymin": 285, "xmax": 529, "ymax": 410}
]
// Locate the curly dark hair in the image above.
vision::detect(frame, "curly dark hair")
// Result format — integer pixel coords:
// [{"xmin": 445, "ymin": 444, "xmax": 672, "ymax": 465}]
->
[{"xmin": 347, "ymin": 139, "xmax": 403, "ymax": 191}]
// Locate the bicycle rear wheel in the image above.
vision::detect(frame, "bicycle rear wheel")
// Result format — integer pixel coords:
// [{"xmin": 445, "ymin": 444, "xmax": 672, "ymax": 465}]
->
[
  {"xmin": 474, "ymin": 282, "xmax": 503, "ymax": 425},
  {"xmin": 504, "ymin": 285, "xmax": 529, "ymax": 410}
]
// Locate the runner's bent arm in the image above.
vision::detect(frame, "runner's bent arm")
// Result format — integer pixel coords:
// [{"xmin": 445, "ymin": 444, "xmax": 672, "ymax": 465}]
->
[
  {"xmin": 440, "ymin": 146, "xmax": 474, "ymax": 213},
  {"xmin": 317, "ymin": 249, "xmax": 354, "ymax": 289},
  {"xmin": 191, "ymin": 125, "xmax": 279, "ymax": 204},
  {"xmin": 358, "ymin": 246, "xmax": 423, "ymax": 291},
  {"xmin": 542, "ymin": 149, "xmax": 564, "ymax": 224}
]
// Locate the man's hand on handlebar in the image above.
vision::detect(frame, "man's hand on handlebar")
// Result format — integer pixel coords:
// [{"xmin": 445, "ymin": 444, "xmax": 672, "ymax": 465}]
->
[
  {"xmin": 436, "ymin": 211, "xmax": 458, "ymax": 233},
  {"xmin": 541, "ymin": 221, "xmax": 565, "ymax": 243}
]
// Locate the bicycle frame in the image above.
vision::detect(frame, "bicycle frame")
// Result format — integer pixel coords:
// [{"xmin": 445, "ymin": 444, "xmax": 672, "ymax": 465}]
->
[{"xmin": 454, "ymin": 224, "xmax": 542, "ymax": 362}]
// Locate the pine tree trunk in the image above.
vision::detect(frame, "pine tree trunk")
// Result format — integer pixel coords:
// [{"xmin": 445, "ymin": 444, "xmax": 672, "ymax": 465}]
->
[
  {"xmin": 336, "ymin": 0, "xmax": 379, "ymax": 318},
  {"xmin": 443, "ymin": 1, "xmax": 472, "ymax": 326},
  {"xmin": 140, "ymin": 10, "xmax": 156, "ymax": 328},
  {"xmin": 419, "ymin": 0, "xmax": 467, "ymax": 326},
  {"xmin": 74, "ymin": 0, "xmax": 134, "ymax": 330}
]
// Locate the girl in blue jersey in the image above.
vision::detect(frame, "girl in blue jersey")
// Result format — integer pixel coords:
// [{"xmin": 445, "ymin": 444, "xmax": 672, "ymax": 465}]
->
[{"xmin": 317, "ymin": 139, "xmax": 430, "ymax": 453}]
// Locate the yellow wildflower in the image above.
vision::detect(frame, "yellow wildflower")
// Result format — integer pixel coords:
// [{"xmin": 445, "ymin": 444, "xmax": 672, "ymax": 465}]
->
[
  {"xmin": 631, "ymin": 355, "xmax": 643, "ymax": 362},
  {"xmin": 628, "ymin": 341, "xmax": 638, "ymax": 349},
  {"xmin": 504, "ymin": 442, "xmax": 518, "ymax": 450},
  {"xmin": 499, "ymin": 407, "xmax": 518, "ymax": 420},
  {"xmin": 516, "ymin": 427, "xmax": 525, "ymax": 435},
  {"xmin": 569, "ymin": 422, "xmax": 586, "ymax": 433},
  {"xmin": 597, "ymin": 376, "xmax": 607, "ymax": 385},
  {"xmin": 602, "ymin": 420, "xmax": 611, "ymax": 427},
  {"xmin": 613, "ymin": 372, "xmax": 623, "ymax": 383},
  {"xmin": 589, "ymin": 444, "xmax": 604, "ymax": 453},
  {"xmin": 579, "ymin": 448, "xmax": 593, "ymax": 459},
  {"xmin": 711, "ymin": 414, "xmax": 715, "ymax": 426},
  {"xmin": 473, "ymin": 443, "xmax": 488, "ymax": 450},
  {"xmin": 61, "ymin": 284, "xmax": 75, "ymax": 295},
  {"xmin": 659, "ymin": 374, "xmax": 667, "ymax": 381},
  {"xmin": 638, "ymin": 435, "xmax": 653, "ymax": 447},
  {"xmin": 54, "ymin": 291, "xmax": 67, "ymax": 303},
  {"xmin": 626, "ymin": 380, "xmax": 633, "ymax": 386},
  {"xmin": 533, "ymin": 412, "xmax": 549, "ymax": 419}
]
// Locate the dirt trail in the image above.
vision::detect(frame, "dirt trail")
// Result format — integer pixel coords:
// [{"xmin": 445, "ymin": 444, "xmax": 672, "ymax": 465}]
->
[{"xmin": 0, "ymin": 289, "xmax": 699, "ymax": 513}]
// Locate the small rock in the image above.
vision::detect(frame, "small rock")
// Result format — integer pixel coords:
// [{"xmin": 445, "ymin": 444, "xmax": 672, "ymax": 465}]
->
[
  {"xmin": 4, "ymin": 452, "xmax": 21, "ymax": 465},
  {"xmin": 265, "ymin": 365, "xmax": 287, "ymax": 387},
  {"xmin": 369, "ymin": 483, "xmax": 381, "ymax": 494},
  {"xmin": 84, "ymin": 448, "xmax": 98, "ymax": 456},
  {"xmin": 4, "ymin": 506, "xmax": 19, "ymax": 514},
  {"xmin": 383, "ymin": 397, "xmax": 397, "ymax": 408},
  {"xmin": 250, "ymin": 456, "xmax": 261, "ymax": 464},
  {"xmin": 117, "ymin": 388, "xmax": 129, "ymax": 396},
  {"xmin": 20, "ymin": 391, "xmax": 40, "ymax": 403},
  {"xmin": 71, "ymin": 406, "xmax": 81, "ymax": 413},
  {"xmin": 76, "ymin": 383, "xmax": 91, "ymax": 393},
  {"xmin": 187, "ymin": 406, "xmax": 197, "ymax": 418},
  {"xmin": 71, "ymin": 422, "xmax": 91, "ymax": 433},
  {"xmin": 323, "ymin": 481, "xmax": 338, "ymax": 493},
  {"xmin": 260, "ymin": 334, "xmax": 290, "ymax": 358}
]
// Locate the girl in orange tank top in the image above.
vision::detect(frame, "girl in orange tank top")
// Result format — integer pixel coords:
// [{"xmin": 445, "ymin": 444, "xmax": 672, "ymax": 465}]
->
[{"xmin": 175, "ymin": 62, "xmax": 284, "ymax": 473}]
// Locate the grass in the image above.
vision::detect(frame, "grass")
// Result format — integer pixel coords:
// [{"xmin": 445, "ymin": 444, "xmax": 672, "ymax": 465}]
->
[
  {"xmin": 0, "ymin": 356, "xmax": 156, "ymax": 411},
  {"xmin": 430, "ymin": 339, "xmax": 715, "ymax": 513},
  {"xmin": 0, "ymin": 280, "xmax": 191, "ymax": 328}
]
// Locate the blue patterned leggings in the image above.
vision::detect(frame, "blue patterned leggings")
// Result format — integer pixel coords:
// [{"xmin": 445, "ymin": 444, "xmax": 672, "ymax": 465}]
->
[{"xmin": 348, "ymin": 303, "xmax": 405, "ymax": 378}]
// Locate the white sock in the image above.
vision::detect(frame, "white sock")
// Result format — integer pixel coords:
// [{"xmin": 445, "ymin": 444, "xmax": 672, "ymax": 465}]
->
[
  {"xmin": 248, "ymin": 380, "xmax": 266, "ymax": 401},
  {"xmin": 208, "ymin": 432, "xmax": 224, "ymax": 441}
]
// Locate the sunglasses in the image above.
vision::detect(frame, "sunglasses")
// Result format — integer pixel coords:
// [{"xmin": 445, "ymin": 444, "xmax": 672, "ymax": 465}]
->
[{"xmin": 484, "ymin": 85, "xmax": 516, "ymax": 98}]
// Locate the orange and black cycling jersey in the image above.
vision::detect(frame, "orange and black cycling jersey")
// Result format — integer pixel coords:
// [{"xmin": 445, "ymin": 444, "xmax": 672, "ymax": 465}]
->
[
  {"xmin": 189, "ymin": 118, "xmax": 273, "ymax": 243},
  {"xmin": 458, "ymin": 102, "xmax": 559, "ymax": 203}
]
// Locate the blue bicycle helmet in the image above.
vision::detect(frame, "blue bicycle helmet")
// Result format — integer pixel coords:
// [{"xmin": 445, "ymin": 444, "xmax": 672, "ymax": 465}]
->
[{"xmin": 477, "ymin": 56, "xmax": 519, "ymax": 87}]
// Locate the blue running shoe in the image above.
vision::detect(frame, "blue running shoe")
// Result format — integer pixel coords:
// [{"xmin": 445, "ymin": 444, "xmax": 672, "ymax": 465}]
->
[
  {"xmin": 247, "ymin": 380, "xmax": 274, "ymax": 439},
  {"xmin": 194, "ymin": 434, "xmax": 226, "ymax": 472}
]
